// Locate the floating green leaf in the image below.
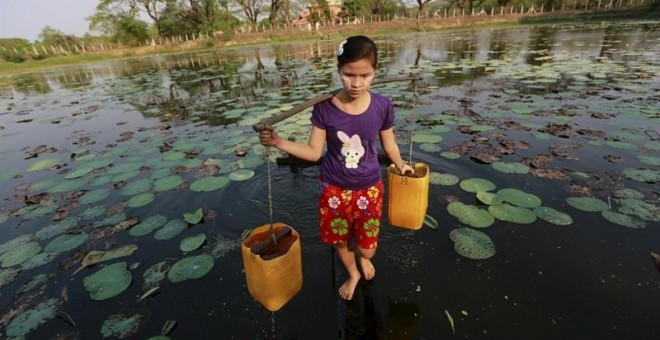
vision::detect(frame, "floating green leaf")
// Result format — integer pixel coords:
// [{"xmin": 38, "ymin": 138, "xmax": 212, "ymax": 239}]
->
[
  {"xmin": 101, "ymin": 312, "xmax": 144, "ymax": 339},
  {"xmin": 533, "ymin": 206, "xmax": 573, "ymax": 226},
  {"xmin": 83, "ymin": 262, "xmax": 132, "ymax": 300},
  {"xmin": 602, "ymin": 210, "xmax": 646, "ymax": 229},
  {"xmin": 447, "ymin": 202, "xmax": 494, "ymax": 228},
  {"xmin": 121, "ymin": 178, "xmax": 153, "ymax": 196},
  {"xmin": 429, "ymin": 172, "xmax": 459, "ymax": 186},
  {"xmin": 64, "ymin": 167, "xmax": 94, "ymax": 179},
  {"xmin": 566, "ymin": 196, "xmax": 610, "ymax": 212},
  {"xmin": 190, "ymin": 176, "xmax": 229, "ymax": 192},
  {"xmin": 168, "ymin": 254, "xmax": 214, "ymax": 283},
  {"xmin": 0, "ymin": 241, "xmax": 42, "ymax": 267},
  {"xmin": 412, "ymin": 134, "xmax": 443, "ymax": 144},
  {"xmin": 143, "ymin": 261, "xmax": 171, "ymax": 289},
  {"xmin": 491, "ymin": 161, "xmax": 530, "ymax": 174},
  {"xmin": 183, "ymin": 208, "xmax": 204, "ymax": 224},
  {"xmin": 127, "ymin": 192, "xmax": 155, "ymax": 208},
  {"xmin": 459, "ymin": 178, "xmax": 496, "ymax": 193},
  {"xmin": 228, "ymin": 169, "xmax": 255, "ymax": 181},
  {"xmin": 488, "ymin": 203, "xmax": 537, "ymax": 224},
  {"xmin": 423, "ymin": 214, "xmax": 439, "ymax": 230},
  {"xmin": 449, "ymin": 227, "xmax": 496, "ymax": 260},
  {"xmin": 617, "ymin": 198, "xmax": 660, "ymax": 222},
  {"xmin": 27, "ymin": 158, "xmax": 61, "ymax": 172},
  {"xmin": 1, "ymin": 267, "xmax": 21, "ymax": 287},
  {"xmin": 153, "ymin": 175, "xmax": 184, "ymax": 192},
  {"xmin": 497, "ymin": 188, "xmax": 542, "ymax": 208},
  {"xmin": 79, "ymin": 188, "xmax": 110, "ymax": 205},
  {"xmin": 44, "ymin": 233, "xmax": 89, "ymax": 253},
  {"xmin": 154, "ymin": 219, "xmax": 188, "ymax": 241},
  {"xmin": 130, "ymin": 215, "xmax": 168, "ymax": 237},
  {"xmin": 622, "ymin": 168, "xmax": 660, "ymax": 183},
  {"xmin": 5, "ymin": 298, "xmax": 62, "ymax": 337},
  {"xmin": 180, "ymin": 233, "xmax": 206, "ymax": 252}
]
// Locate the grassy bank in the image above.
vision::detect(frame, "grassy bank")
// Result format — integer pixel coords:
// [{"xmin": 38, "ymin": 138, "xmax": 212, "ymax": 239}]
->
[{"xmin": 1, "ymin": 8, "xmax": 657, "ymax": 75}]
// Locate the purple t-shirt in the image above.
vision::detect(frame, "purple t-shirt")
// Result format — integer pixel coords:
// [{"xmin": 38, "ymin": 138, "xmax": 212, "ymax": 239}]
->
[{"xmin": 310, "ymin": 92, "xmax": 395, "ymax": 190}]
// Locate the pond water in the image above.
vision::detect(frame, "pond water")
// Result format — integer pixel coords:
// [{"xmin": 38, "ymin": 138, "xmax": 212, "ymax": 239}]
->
[{"xmin": 1, "ymin": 21, "xmax": 659, "ymax": 339}]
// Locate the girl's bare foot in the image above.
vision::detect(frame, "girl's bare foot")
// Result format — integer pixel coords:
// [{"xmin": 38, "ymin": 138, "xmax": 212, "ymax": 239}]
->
[
  {"xmin": 359, "ymin": 257, "xmax": 376, "ymax": 281},
  {"xmin": 338, "ymin": 274, "xmax": 361, "ymax": 300}
]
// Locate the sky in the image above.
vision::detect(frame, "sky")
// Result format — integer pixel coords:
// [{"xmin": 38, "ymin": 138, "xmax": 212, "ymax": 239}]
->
[{"xmin": 0, "ymin": 0, "xmax": 99, "ymax": 41}]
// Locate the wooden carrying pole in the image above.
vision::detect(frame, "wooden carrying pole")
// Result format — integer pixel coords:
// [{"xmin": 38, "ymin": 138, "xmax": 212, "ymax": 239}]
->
[{"xmin": 252, "ymin": 76, "xmax": 419, "ymax": 132}]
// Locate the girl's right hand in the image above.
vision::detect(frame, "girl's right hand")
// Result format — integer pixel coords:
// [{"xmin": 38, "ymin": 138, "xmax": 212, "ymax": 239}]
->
[{"xmin": 258, "ymin": 126, "xmax": 280, "ymax": 147}]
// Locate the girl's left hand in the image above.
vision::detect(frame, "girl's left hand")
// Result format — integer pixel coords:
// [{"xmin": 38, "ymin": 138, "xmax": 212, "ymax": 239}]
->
[{"xmin": 398, "ymin": 162, "xmax": 414, "ymax": 176}]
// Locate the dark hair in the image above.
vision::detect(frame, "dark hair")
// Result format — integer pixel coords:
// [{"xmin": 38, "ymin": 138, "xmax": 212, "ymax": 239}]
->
[{"xmin": 337, "ymin": 35, "xmax": 378, "ymax": 69}]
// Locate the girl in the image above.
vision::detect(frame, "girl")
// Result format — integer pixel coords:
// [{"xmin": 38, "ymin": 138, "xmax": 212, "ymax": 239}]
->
[{"xmin": 259, "ymin": 35, "xmax": 413, "ymax": 301}]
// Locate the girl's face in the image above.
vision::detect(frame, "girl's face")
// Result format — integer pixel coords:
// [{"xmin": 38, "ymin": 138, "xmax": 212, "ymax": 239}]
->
[{"xmin": 338, "ymin": 58, "xmax": 375, "ymax": 99}]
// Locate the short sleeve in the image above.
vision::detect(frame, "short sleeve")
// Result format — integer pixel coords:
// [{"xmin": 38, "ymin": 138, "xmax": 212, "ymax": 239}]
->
[
  {"xmin": 380, "ymin": 97, "xmax": 395, "ymax": 131},
  {"xmin": 310, "ymin": 104, "xmax": 326, "ymax": 129}
]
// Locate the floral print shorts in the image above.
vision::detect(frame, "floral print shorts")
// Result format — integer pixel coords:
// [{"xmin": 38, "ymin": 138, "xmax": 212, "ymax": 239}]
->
[{"xmin": 318, "ymin": 178, "xmax": 383, "ymax": 249}]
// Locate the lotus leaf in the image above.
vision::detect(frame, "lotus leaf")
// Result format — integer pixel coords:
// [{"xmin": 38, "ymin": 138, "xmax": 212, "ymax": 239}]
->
[
  {"xmin": 16, "ymin": 200, "xmax": 57, "ymax": 220},
  {"xmin": 27, "ymin": 158, "xmax": 61, "ymax": 171},
  {"xmin": 83, "ymin": 262, "xmax": 132, "ymax": 300},
  {"xmin": 90, "ymin": 175, "xmax": 113, "ymax": 187},
  {"xmin": 155, "ymin": 219, "xmax": 188, "ymax": 240},
  {"xmin": 101, "ymin": 312, "xmax": 144, "ymax": 339},
  {"xmin": 151, "ymin": 168, "xmax": 172, "ymax": 180},
  {"xmin": 447, "ymin": 202, "xmax": 495, "ymax": 228},
  {"xmin": 143, "ymin": 261, "xmax": 171, "ymax": 289},
  {"xmin": 94, "ymin": 213, "xmax": 127, "ymax": 229},
  {"xmin": 0, "ymin": 234, "xmax": 34, "ymax": 255},
  {"xmin": 147, "ymin": 336, "xmax": 171, "ymax": 340},
  {"xmin": 602, "ymin": 210, "xmax": 646, "ymax": 229},
  {"xmin": 112, "ymin": 170, "xmax": 141, "ymax": 183},
  {"xmin": 107, "ymin": 162, "xmax": 142, "ymax": 175},
  {"xmin": 168, "ymin": 254, "xmax": 214, "ymax": 283},
  {"xmin": 638, "ymin": 155, "xmax": 660, "ymax": 166},
  {"xmin": 497, "ymin": 188, "xmax": 542, "ymax": 208},
  {"xmin": 476, "ymin": 191, "xmax": 504, "ymax": 205},
  {"xmin": 211, "ymin": 237, "xmax": 240, "ymax": 258},
  {"xmin": 17, "ymin": 273, "xmax": 50, "ymax": 295},
  {"xmin": 412, "ymin": 134, "xmax": 443, "ymax": 144},
  {"xmin": 423, "ymin": 214, "xmax": 439, "ymax": 230},
  {"xmin": 429, "ymin": 172, "xmax": 459, "ymax": 186},
  {"xmin": 1, "ymin": 267, "xmax": 21, "ymax": 287},
  {"xmin": 121, "ymin": 178, "xmax": 153, "ymax": 196},
  {"xmin": 183, "ymin": 208, "xmax": 204, "ymax": 224},
  {"xmin": 181, "ymin": 158, "xmax": 204, "ymax": 168},
  {"xmin": 36, "ymin": 217, "xmax": 80, "ymax": 240},
  {"xmin": 130, "ymin": 215, "xmax": 168, "ymax": 237},
  {"xmin": 566, "ymin": 196, "xmax": 610, "ymax": 212},
  {"xmin": 82, "ymin": 244, "xmax": 138, "ymax": 267},
  {"xmin": 83, "ymin": 158, "xmax": 113, "ymax": 169},
  {"xmin": 21, "ymin": 252, "xmax": 58, "ymax": 270},
  {"xmin": 617, "ymin": 198, "xmax": 659, "ymax": 222},
  {"xmin": 419, "ymin": 143, "xmax": 442, "ymax": 152},
  {"xmin": 459, "ymin": 178, "xmax": 496, "ymax": 193},
  {"xmin": 0, "ymin": 170, "xmax": 21, "ymax": 183},
  {"xmin": 622, "ymin": 168, "xmax": 660, "ymax": 183},
  {"xmin": 64, "ymin": 167, "xmax": 94, "ymax": 179},
  {"xmin": 80, "ymin": 188, "xmax": 111, "ymax": 204},
  {"xmin": 533, "ymin": 206, "xmax": 573, "ymax": 226},
  {"xmin": 190, "ymin": 176, "xmax": 229, "ymax": 192},
  {"xmin": 0, "ymin": 241, "xmax": 42, "ymax": 267},
  {"xmin": 44, "ymin": 233, "xmax": 89, "ymax": 253},
  {"xmin": 47, "ymin": 178, "xmax": 87, "ymax": 193},
  {"xmin": 180, "ymin": 233, "xmax": 207, "ymax": 252},
  {"xmin": 604, "ymin": 140, "xmax": 636, "ymax": 149},
  {"xmin": 161, "ymin": 151, "xmax": 186, "ymax": 162},
  {"xmin": 127, "ymin": 192, "xmax": 155, "ymax": 208},
  {"xmin": 228, "ymin": 169, "xmax": 255, "ymax": 181},
  {"xmin": 237, "ymin": 156, "xmax": 265, "ymax": 169},
  {"xmin": 81, "ymin": 206, "xmax": 107, "ymax": 220},
  {"xmin": 612, "ymin": 188, "xmax": 645, "ymax": 200},
  {"xmin": 153, "ymin": 175, "xmax": 184, "ymax": 191},
  {"xmin": 5, "ymin": 298, "xmax": 62, "ymax": 337},
  {"xmin": 488, "ymin": 204, "xmax": 537, "ymax": 224},
  {"xmin": 491, "ymin": 161, "xmax": 530, "ymax": 174},
  {"xmin": 449, "ymin": 227, "xmax": 496, "ymax": 260},
  {"xmin": 440, "ymin": 152, "xmax": 461, "ymax": 159},
  {"xmin": 28, "ymin": 179, "xmax": 58, "ymax": 192}
]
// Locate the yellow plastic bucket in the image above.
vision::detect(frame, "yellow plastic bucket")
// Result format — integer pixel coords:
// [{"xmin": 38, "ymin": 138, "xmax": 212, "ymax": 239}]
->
[
  {"xmin": 387, "ymin": 163, "xmax": 430, "ymax": 230},
  {"xmin": 241, "ymin": 223, "xmax": 303, "ymax": 312}
]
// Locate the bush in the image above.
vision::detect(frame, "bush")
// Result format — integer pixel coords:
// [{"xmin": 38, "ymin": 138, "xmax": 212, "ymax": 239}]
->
[{"xmin": 0, "ymin": 51, "xmax": 25, "ymax": 63}]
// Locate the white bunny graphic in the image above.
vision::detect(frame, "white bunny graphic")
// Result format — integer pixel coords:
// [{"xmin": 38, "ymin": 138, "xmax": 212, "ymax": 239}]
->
[{"xmin": 337, "ymin": 131, "xmax": 365, "ymax": 169}]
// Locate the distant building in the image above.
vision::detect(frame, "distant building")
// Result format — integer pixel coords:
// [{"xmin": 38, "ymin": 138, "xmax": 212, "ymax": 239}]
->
[{"xmin": 292, "ymin": 0, "xmax": 343, "ymax": 29}]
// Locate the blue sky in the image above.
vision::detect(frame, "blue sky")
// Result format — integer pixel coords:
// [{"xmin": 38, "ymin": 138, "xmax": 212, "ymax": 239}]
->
[{"xmin": 0, "ymin": 0, "xmax": 99, "ymax": 41}]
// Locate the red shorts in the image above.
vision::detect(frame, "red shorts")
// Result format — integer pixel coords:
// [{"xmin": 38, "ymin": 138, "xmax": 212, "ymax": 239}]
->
[{"xmin": 318, "ymin": 179, "xmax": 383, "ymax": 249}]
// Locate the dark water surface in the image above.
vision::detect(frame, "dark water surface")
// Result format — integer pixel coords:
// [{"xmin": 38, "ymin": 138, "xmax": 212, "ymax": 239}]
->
[{"xmin": 1, "ymin": 21, "xmax": 659, "ymax": 339}]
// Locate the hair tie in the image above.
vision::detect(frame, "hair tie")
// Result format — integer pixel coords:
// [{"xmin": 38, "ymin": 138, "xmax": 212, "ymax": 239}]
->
[{"xmin": 336, "ymin": 40, "xmax": 347, "ymax": 56}]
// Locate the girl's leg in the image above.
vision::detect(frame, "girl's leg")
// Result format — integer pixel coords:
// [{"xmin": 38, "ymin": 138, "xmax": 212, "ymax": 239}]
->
[
  {"xmin": 335, "ymin": 241, "xmax": 361, "ymax": 300},
  {"xmin": 357, "ymin": 246, "xmax": 377, "ymax": 280}
]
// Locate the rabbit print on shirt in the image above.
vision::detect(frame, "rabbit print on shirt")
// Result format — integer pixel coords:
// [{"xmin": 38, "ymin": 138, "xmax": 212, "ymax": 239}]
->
[{"xmin": 337, "ymin": 131, "xmax": 365, "ymax": 169}]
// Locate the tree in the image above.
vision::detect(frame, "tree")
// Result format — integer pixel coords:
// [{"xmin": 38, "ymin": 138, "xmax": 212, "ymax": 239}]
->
[
  {"xmin": 88, "ymin": 0, "xmax": 149, "ymax": 45},
  {"xmin": 38, "ymin": 26, "xmax": 81, "ymax": 47},
  {"xmin": 341, "ymin": 0, "xmax": 364, "ymax": 19},
  {"xmin": 235, "ymin": 0, "xmax": 267, "ymax": 24}
]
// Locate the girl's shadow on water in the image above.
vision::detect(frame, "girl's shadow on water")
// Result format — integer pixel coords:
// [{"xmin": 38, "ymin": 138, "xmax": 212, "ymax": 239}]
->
[{"xmin": 338, "ymin": 274, "xmax": 420, "ymax": 340}]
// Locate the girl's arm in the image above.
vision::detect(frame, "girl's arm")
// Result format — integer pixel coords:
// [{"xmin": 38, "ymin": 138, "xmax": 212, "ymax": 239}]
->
[
  {"xmin": 260, "ymin": 125, "xmax": 326, "ymax": 162},
  {"xmin": 380, "ymin": 128, "xmax": 414, "ymax": 174}
]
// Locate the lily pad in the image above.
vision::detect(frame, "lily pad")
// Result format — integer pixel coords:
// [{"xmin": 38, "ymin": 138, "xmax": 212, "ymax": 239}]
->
[
  {"xmin": 497, "ymin": 188, "xmax": 542, "ymax": 208},
  {"xmin": 130, "ymin": 215, "xmax": 168, "ymax": 237},
  {"xmin": 488, "ymin": 204, "xmax": 537, "ymax": 224},
  {"xmin": 155, "ymin": 219, "xmax": 188, "ymax": 240},
  {"xmin": 183, "ymin": 208, "xmax": 204, "ymax": 224},
  {"xmin": 79, "ymin": 188, "xmax": 111, "ymax": 205},
  {"xmin": 168, "ymin": 254, "xmax": 214, "ymax": 283},
  {"xmin": 153, "ymin": 175, "xmax": 184, "ymax": 191},
  {"xmin": 27, "ymin": 158, "xmax": 61, "ymax": 172},
  {"xmin": 476, "ymin": 191, "xmax": 504, "ymax": 206},
  {"xmin": 602, "ymin": 210, "xmax": 646, "ymax": 229},
  {"xmin": 228, "ymin": 169, "xmax": 255, "ymax": 181},
  {"xmin": 82, "ymin": 244, "xmax": 138, "ymax": 267},
  {"xmin": 143, "ymin": 261, "xmax": 171, "ymax": 289},
  {"xmin": 83, "ymin": 262, "xmax": 132, "ymax": 300},
  {"xmin": 180, "ymin": 233, "xmax": 207, "ymax": 252},
  {"xmin": 127, "ymin": 192, "xmax": 155, "ymax": 208},
  {"xmin": 101, "ymin": 312, "xmax": 144, "ymax": 339},
  {"xmin": 612, "ymin": 188, "xmax": 645, "ymax": 200},
  {"xmin": 566, "ymin": 196, "xmax": 610, "ymax": 212},
  {"xmin": 447, "ymin": 202, "xmax": 495, "ymax": 228},
  {"xmin": 429, "ymin": 172, "xmax": 459, "ymax": 186},
  {"xmin": 459, "ymin": 178, "xmax": 496, "ymax": 193},
  {"xmin": 64, "ymin": 167, "xmax": 94, "ymax": 179},
  {"xmin": 0, "ymin": 241, "xmax": 42, "ymax": 267},
  {"xmin": 21, "ymin": 252, "xmax": 58, "ymax": 270},
  {"xmin": 423, "ymin": 214, "xmax": 439, "ymax": 230},
  {"xmin": 121, "ymin": 178, "xmax": 153, "ymax": 196},
  {"xmin": 190, "ymin": 176, "xmax": 230, "ymax": 192},
  {"xmin": 449, "ymin": 227, "xmax": 496, "ymax": 260},
  {"xmin": 5, "ymin": 298, "xmax": 62, "ymax": 337},
  {"xmin": 44, "ymin": 233, "xmax": 89, "ymax": 253},
  {"xmin": 617, "ymin": 198, "xmax": 660, "ymax": 222},
  {"xmin": 1, "ymin": 267, "xmax": 22, "ymax": 287},
  {"xmin": 412, "ymin": 133, "xmax": 443, "ymax": 144},
  {"xmin": 491, "ymin": 161, "xmax": 530, "ymax": 174},
  {"xmin": 533, "ymin": 206, "xmax": 573, "ymax": 226},
  {"xmin": 622, "ymin": 168, "xmax": 660, "ymax": 183}
]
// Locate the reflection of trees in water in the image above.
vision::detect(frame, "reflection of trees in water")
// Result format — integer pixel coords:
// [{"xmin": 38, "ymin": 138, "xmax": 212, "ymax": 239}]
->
[{"xmin": 526, "ymin": 26, "xmax": 555, "ymax": 66}]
